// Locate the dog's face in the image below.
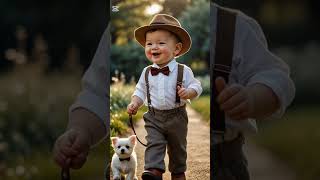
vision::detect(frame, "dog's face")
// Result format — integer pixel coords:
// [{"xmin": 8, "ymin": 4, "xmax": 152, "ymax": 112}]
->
[{"xmin": 111, "ymin": 135, "xmax": 136, "ymax": 158}]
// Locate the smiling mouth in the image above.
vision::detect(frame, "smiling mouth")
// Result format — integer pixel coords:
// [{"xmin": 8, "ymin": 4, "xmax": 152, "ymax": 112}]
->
[{"xmin": 152, "ymin": 52, "xmax": 161, "ymax": 57}]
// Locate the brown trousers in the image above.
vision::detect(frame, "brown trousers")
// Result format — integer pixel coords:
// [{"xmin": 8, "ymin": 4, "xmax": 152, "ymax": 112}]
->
[
  {"xmin": 143, "ymin": 105, "xmax": 188, "ymax": 174},
  {"xmin": 211, "ymin": 134, "xmax": 250, "ymax": 180}
]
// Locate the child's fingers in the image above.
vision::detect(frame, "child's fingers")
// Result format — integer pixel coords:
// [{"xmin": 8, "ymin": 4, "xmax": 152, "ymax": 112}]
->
[
  {"xmin": 69, "ymin": 152, "xmax": 88, "ymax": 169},
  {"xmin": 225, "ymin": 100, "xmax": 249, "ymax": 117},
  {"xmin": 180, "ymin": 91, "xmax": 188, "ymax": 98},
  {"xmin": 217, "ymin": 85, "xmax": 241, "ymax": 105},
  {"xmin": 53, "ymin": 151, "xmax": 67, "ymax": 168},
  {"xmin": 178, "ymin": 87, "xmax": 186, "ymax": 95},
  {"xmin": 60, "ymin": 146, "xmax": 78, "ymax": 157},
  {"xmin": 215, "ymin": 77, "xmax": 227, "ymax": 94},
  {"xmin": 220, "ymin": 88, "xmax": 246, "ymax": 110}
]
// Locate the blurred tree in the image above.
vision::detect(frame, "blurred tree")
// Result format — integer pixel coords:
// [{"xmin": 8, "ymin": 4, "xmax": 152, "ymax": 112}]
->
[
  {"xmin": 179, "ymin": 0, "xmax": 210, "ymax": 67},
  {"xmin": 111, "ymin": 0, "xmax": 158, "ymax": 45},
  {"xmin": 110, "ymin": 41, "xmax": 147, "ymax": 83},
  {"xmin": 0, "ymin": 0, "xmax": 107, "ymax": 72},
  {"xmin": 161, "ymin": 0, "xmax": 191, "ymax": 17}
]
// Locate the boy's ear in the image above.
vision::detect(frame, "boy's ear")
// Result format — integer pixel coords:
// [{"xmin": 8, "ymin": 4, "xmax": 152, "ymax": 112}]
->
[
  {"xmin": 129, "ymin": 135, "xmax": 136, "ymax": 145},
  {"xmin": 175, "ymin": 42, "xmax": 183, "ymax": 56},
  {"xmin": 111, "ymin": 137, "xmax": 119, "ymax": 147}
]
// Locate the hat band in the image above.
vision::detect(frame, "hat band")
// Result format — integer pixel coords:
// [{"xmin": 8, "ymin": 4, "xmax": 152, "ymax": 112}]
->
[{"xmin": 150, "ymin": 22, "xmax": 180, "ymax": 27}]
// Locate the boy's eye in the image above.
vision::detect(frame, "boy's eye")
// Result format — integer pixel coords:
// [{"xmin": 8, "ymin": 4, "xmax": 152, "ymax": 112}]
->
[
  {"xmin": 117, "ymin": 146, "xmax": 121, "ymax": 149},
  {"xmin": 147, "ymin": 43, "xmax": 152, "ymax": 46},
  {"xmin": 126, "ymin": 145, "xmax": 130, "ymax": 149},
  {"xmin": 159, "ymin": 42, "xmax": 165, "ymax": 44}
]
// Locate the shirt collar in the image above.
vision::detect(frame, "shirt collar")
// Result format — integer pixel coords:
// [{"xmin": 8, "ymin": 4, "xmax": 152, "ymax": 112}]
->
[{"xmin": 152, "ymin": 58, "xmax": 177, "ymax": 72}]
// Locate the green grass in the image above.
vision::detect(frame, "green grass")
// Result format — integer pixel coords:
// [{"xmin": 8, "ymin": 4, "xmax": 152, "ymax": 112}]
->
[
  {"xmin": 190, "ymin": 95, "xmax": 210, "ymax": 121},
  {"xmin": 254, "ymin": 106, "xmax": 320, "ymax": 180},
  {"xmin": 3, "ymin": 140, "xmax": 107, "ymax": 180}
]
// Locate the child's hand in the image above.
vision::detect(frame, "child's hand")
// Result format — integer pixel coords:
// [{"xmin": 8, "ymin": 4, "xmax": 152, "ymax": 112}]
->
[
  {"xmin": 177, "ymin": 85, "xmax": 190, "ymax": 100},
  {"xmin": 215, "ymin": 77, "xmax": 254, "ymax": 120},
  {"xmin": 53, "ymin": 128, "xmax": 90, "ymax": 169},
  {"xmin": 127, "ymin": 102, "xmax": 139, "ymax": 115}
]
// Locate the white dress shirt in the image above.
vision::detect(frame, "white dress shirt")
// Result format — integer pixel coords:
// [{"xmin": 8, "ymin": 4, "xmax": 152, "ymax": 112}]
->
[
  {"xmin": 69, "ymin": 25, "xmax": 109, "ymax": 129},
  {"xmin": 133, "ymin": 59, "xmax": 203, "ymax": 110},
  {"xmin": 211, "ymin": 3, "xmax": 295, "ymax": 143}
]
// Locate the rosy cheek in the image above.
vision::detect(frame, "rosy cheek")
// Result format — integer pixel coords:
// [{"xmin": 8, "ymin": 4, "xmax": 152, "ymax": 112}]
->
[
  {"xmin": 145, "ymin": 49, "xmax": 152, "ymax": 59},
  {"xmin": 160, "ymin": 48, "xmax": 170, "ymax": 56}
]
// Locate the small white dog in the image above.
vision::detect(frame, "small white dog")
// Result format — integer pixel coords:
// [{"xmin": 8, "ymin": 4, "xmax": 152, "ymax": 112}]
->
[{"xmin": 111, "ymin": 135, "xmax": 138, "ymax": 180}]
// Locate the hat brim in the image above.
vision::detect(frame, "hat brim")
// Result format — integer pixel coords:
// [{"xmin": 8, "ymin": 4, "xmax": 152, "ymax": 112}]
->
[{"xmin": 134, "ymin": 24, "xmax": 192, "ymax": 57}]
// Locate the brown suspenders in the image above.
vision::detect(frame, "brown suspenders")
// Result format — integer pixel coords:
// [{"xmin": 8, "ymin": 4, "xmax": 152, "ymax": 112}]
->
[
  {"xmin": 145, "ymin": 63, "xmax": 184, "ymax": 112},
  {"xmin": 210, "ymin": 7, "xmax": 236, "ymax": 135},
  {"xmin": 210, "ymin": 6, "xmax": 237, "ymax": 180}
]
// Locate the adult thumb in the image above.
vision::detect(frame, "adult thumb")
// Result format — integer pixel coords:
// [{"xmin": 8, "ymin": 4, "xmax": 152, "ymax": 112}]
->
[{"xmin": 215, "ymin": 77, "xmax": 226, "ymax": 93}]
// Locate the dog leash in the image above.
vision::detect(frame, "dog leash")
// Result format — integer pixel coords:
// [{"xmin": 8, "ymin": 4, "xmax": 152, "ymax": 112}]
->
[
  {"xmin": 61, "ymin": 168, "xmax": 70, "ymax": 180},
  {"xmin": 129, "ymin": 114, "xmax": 147, "ymax": 147}
]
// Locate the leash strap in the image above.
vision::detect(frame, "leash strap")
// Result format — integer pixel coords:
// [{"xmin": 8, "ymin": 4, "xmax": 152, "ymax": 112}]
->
[
  {"xmin": 129, "ymin": 115, "xmax": 147, "ymax": 147},
  {"xmin": 61, "ymin": 168, "xmax": 70, "ymax": 180}
]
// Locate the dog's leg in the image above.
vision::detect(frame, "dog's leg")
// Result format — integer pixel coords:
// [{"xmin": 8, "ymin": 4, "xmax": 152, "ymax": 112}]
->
[
  {"xmin": 126, "ymin": 169, "xmax": 138, "ymax": 180},
  {"xmin": 112, "ymin": 166, "xmax": 121, "ymax": 180}
]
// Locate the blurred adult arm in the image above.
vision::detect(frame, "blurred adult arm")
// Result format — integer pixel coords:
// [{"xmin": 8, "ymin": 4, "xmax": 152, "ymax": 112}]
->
[{"xmin": 53, "ymin": 25, "xmax": 110, "ymax": 169}]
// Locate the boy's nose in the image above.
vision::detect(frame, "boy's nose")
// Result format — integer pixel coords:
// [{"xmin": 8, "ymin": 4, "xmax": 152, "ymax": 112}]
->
[{"xmin": 151, "ymin": 44, "xmax": 159, "ymax": 49}]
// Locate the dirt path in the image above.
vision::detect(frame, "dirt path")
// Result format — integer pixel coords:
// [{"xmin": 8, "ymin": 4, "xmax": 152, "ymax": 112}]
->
[
  {"xmin": 116, "ymin": 106, "xmax": 296, "ymax": 180},
  {"xmin": 244, "ymin": 139, "xmax": 297, "ymax": 180},
  {"xmin": 133, "ymin": 106, "xmax": 210, "ymax": 180}
]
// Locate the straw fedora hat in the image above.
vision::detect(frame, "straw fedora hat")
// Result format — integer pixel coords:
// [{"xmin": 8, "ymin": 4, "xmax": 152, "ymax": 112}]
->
[{"xmin": 134, "ymin": 14, "xmax": 192, "ymax": 57}]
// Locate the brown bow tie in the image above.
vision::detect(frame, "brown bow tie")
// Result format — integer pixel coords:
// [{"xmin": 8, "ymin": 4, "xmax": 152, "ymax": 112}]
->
[{"xmin": 150, "ymin": 66, "xmax": 170, "ymax": 76}]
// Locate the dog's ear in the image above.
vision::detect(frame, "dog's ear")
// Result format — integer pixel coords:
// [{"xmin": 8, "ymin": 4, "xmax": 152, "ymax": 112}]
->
[
  {"xmin": 111, "ymin": 137, "xmax": 119, "ymax": 147},
  {"xmin": 129, "ymin": 135, "xmax": 136, "ymax": 145}
]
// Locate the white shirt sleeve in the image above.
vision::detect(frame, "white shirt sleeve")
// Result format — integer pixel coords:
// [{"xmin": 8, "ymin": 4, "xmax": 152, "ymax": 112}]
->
[
  {"xmin": 69, "ymin": 25, "xmax": 109, "ymax": 129},
  {"xmin": 183, "ymin": 65, "xmax": 203, "ymax": 99},
  {"xmin": 132, "ymin": 67, "xmax": 147, "ymax": 103},
  {"xmin": 236, "ymin": 17, "xmax": 295, "ymax": 118}
]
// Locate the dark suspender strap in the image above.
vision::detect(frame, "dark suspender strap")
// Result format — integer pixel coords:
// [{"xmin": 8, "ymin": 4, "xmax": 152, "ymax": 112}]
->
[
  {"xmin": 210, "ymin": 7, "xmax": 236, "ymax": 134},
  {"xmin": 176, "ymin": 64, "xmax": 184, "ymax": 104},
  {"xmin": 145, "ymin": 66, "xmax": 153, "ymax": 113}
]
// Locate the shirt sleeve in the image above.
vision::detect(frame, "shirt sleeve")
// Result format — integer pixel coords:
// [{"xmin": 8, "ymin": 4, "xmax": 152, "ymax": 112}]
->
[
  {"xmin": 183, "ymin": 65, "xmax": 203, "ymax": 100},
  {"xmin": 236, "ymin": 17, "xmax": 295, "ymax": 118},
  {"xmin": 132, "ymin": 67, "xmax": 147, "ymax": 103},
  {"xmin": 69, "ymin": 25, "xmax": 109, "ymax": 129}
]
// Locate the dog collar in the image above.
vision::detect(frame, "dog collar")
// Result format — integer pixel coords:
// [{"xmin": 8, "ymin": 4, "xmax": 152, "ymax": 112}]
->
[{"xmin": 119, "ymin": 157, "xmax": 130, "ymax": 161}]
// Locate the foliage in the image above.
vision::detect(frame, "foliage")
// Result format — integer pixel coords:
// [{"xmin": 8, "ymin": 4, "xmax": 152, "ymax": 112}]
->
[
  {"xmin": 179, "ymin": 0, "xmax": 210, "ymax": 66},
  {"xmin": 110, "ymin": 41, "xmax": 148, "ymax": 82},
  {"xmin": 111, "ymin": 0, "xmax": 157, "ymax": 45},
  {"xmin": 196, "ymin": 75, "xmax": 210, "ymax": 95},
  {"xmin": 254, "ymin": 107, "xmax": 320, "ymax": 180},
  {"xmin": 190, "ymin": 95, "xmax": 210, "ymax": 122},
  {"xmin": 0, "ymin": 65, "xmax": 107, "ymax": 179}
]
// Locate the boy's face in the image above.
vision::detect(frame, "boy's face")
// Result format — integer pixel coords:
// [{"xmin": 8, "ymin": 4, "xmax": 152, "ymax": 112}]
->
[{"xmin": 145, "ymin": 29, "xmax": 182, "ymax": 67}]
